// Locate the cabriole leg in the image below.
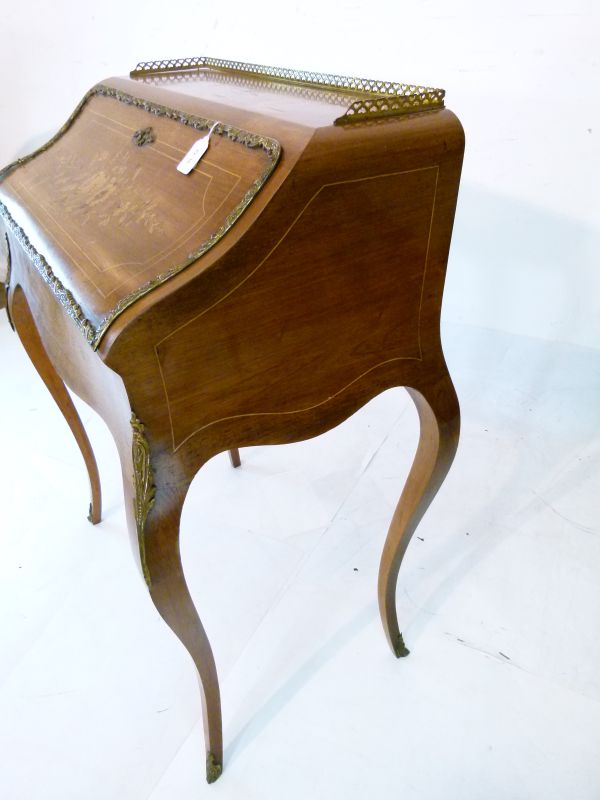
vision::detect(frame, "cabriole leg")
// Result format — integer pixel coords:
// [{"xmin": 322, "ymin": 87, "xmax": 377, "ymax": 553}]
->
[
  {"xmin": 144, "ymin": 500, "xmax": 223, "ymax": 782},
  {"xmin": 10, "ymin": 285, "xmax": 102, "ymax": 523},
  {"xmin": 127, "ymin": 416, "xmax": 223, "ymax": 783},
  {"xmin": 228, "ymin": 448, "xmax": 241, "ymax": 468},
  {"xmin": 378, "ymin": 372, "xmax": 460, "ymax": 657}
]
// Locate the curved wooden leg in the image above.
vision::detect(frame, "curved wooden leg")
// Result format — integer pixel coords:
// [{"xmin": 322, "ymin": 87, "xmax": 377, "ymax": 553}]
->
[
  {"xmin": 143, "ymin": 496, "xmax": 223, "ymax": 782},
  {"xmin": 126, "ymin": 418, "xmax": 223, "ymax": 782},
  {"xmin": 378, "ymin": 372, "xmax": 460, "ymax": 658},
  {"xmin": 228, "ymin": 447, "xmax": 241, "ymax": 468},
  {"xmin": 10, "ymin": 286, "xmax": 102, "ymax": 524}
]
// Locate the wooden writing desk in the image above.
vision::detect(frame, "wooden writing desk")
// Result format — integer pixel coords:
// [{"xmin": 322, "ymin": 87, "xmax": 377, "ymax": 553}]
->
[{"xmin": 0, "ymin": 57, "xmax": 463, "ymax": 783}]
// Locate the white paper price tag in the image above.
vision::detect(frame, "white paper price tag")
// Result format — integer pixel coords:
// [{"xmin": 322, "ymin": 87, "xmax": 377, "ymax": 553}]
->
[{"xmin": 177, "ymin": 122, "xmax": 219, "ymax": 175}]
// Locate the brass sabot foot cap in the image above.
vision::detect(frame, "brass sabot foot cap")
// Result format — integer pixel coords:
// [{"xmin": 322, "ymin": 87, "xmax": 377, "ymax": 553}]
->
[
  {"xmin": 393, "ymin": 633, "xmax": 410, "ymax": 658},
  {"xmin": 206, "ymin": 752, "xmax": 223, "ymax": 784}
]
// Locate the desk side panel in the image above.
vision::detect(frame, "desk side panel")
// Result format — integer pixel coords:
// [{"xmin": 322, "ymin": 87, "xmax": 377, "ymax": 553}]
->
[{"xmin": 106, "ymin": 109, "xmax": 464, "ymax": 472}]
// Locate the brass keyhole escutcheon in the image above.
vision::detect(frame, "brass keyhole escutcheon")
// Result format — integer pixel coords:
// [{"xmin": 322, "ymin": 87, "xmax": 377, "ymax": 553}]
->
[{"xmin": 132, "ymin": 127, "xmax": 155, "ymax": 147}]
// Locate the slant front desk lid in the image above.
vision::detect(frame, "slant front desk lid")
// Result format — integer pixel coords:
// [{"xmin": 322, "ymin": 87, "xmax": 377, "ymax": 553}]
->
[{"xmin": 0, "ymin": 84, "xmax": 280, "ymax": 348}]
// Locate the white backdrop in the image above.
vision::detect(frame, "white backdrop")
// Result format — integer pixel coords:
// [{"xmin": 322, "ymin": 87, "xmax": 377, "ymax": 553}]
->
[{"xmin": 1, "ymin": 0, "xmax": 598, "ymax": 348}]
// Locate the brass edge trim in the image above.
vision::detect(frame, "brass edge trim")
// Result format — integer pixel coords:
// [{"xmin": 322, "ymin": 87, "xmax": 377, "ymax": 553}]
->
[
  {"xmin": 131, "ymin": 412, "xmax": 156, "ymax": 589},
  {"xmin": 130, "ymin": 56, "xmax": 445, "ymax": 118},
  {"xmin": 0, "ymin": 84, "xmax": 281, "ymax": 350},
  {"xmin": 0, "ymin": 90, "xmax": 93, "ymax": 182},
  {"xmin": 0, "ymin": 202, "xmax": 96, "ymax": 343},
  {"xmin": 3, "ymin": 233, "xmax": 14, "ymax": 329}
]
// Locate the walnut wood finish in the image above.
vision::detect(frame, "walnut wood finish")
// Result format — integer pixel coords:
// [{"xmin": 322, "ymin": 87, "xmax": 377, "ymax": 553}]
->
[
  {"xmin": 379, "ymin": 378, "xmax": 460, "ymax": 657},
  {"xmin": 1, "ymin": 66, "xmax": 464, "ymax": 784},
  {"xmin": 3, "ymin": 92, "xmax": 277, "ymax": 330},
  {"xmin": 10, "ymin": 285, "xmax": 102, "ymax": 524},
  {"xmin": 228, "ymin": 447, "xmax": 241, "ymax": 468}
]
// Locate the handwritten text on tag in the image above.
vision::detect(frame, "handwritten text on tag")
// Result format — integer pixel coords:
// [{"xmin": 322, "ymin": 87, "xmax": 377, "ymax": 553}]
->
[{"xmin": 177, "ymin": 122, "xmax": 219, "ymax": 175}]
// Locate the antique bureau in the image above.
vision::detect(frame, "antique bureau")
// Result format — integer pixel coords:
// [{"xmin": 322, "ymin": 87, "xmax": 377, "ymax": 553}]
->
[{"xmin": 0, "ymin": 57, "xmax": 464, "ymax": 783}]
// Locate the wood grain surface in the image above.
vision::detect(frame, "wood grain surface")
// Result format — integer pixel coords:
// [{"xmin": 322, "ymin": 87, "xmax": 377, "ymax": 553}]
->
[
  {"xmin": 1, "ymin": 68, "xmax": 464, "ymax": 783},
  {"xmin": 1, "ymin": 92, "xmax": 278, "ymax": 330}
]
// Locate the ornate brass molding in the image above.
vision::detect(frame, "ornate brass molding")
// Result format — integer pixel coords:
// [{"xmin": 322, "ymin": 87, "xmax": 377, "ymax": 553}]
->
[
  {"xmin": 132, "ymin": 126, "xmax": 155, "ymax": 146},
  {"xmin": 0, "ymin": 85, "xmax": 281, "ymax": 350},
  {"xmin": 130, "ymin": 55, "xmax": 445, "ymax": 122},
  {"xmin": 139, "ymin": 67, "xmax": 356, "ymax": 109},
  {"xmin": 131, "ymin": 413, "xmax": 156, "ymax": 589},
  {"xmin": 0, "ymin": 202, "xmax": 96, "ymax": 343},
  {"xmin": 2, "ymin": 233, "xmax": 14, "ymax": 328}
]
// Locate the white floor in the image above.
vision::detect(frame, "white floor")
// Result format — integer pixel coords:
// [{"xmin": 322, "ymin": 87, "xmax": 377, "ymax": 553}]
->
[{"xmin": 0, "ymin": 313, "xmax": 599, "ymax": 799}]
